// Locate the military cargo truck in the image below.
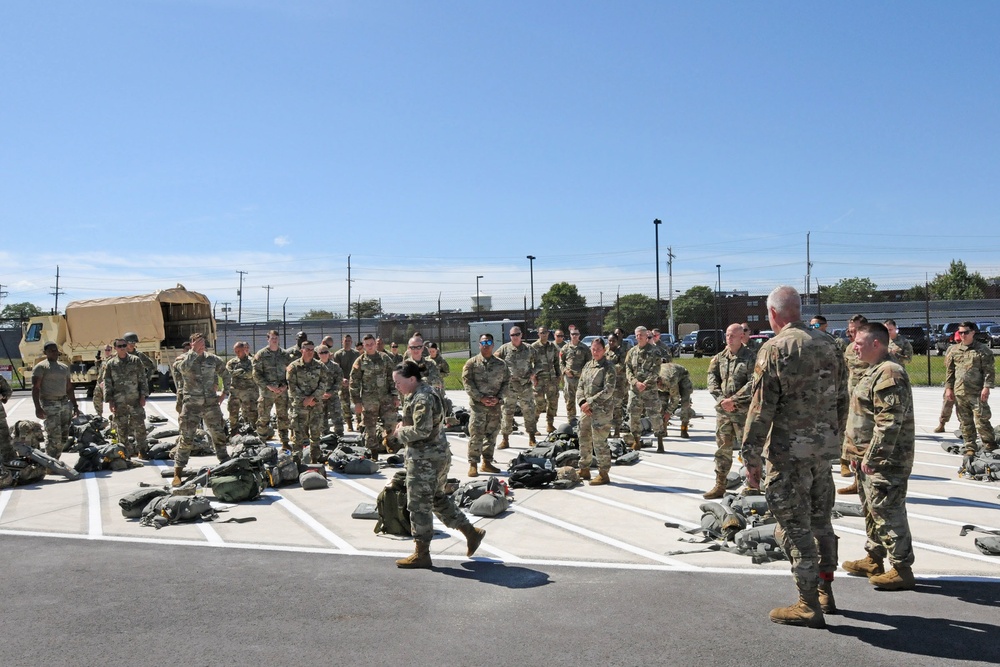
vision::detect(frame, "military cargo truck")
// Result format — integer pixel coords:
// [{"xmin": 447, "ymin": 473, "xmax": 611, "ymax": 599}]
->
[{"xmin": 19, "ymin": 285, "xmax": 216, "ymax": 394}]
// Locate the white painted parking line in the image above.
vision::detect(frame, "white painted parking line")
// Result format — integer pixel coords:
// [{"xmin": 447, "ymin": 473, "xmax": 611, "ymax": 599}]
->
[
  {"xmin": 261, "ymin": 489, "xmax": 357, "ymax": 553},
  {"xmin": 833, "ymin": 523, "xmax": 999, "ymax": 565},
  {"xmin": 567, "ymin": 488, "xmax": 701, "ymax": 530},
  {"xmin": 0, "ymin": 488, "xmax": 12, "ymax": 521},
  {"xmin": 197, "ymin": 522, "xmax": 225, "ymax": 544}
]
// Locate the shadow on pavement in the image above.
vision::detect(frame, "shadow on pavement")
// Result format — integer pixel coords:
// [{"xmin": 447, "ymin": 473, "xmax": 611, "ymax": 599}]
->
[{"xmin": 436, "ymin": 560, "xmax": 552, "ymax": 589}]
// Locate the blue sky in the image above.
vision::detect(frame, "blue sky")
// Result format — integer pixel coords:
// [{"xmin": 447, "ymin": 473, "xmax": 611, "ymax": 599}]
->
[{"xmin": 2, "ymin": 1, "xmax": 998, "ymax": 318}]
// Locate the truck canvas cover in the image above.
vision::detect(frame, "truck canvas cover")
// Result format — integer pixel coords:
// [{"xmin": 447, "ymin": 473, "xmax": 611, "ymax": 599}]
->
[{"xmin": 64, "ymin": 286, "xmax": 213, "ymax": 347}]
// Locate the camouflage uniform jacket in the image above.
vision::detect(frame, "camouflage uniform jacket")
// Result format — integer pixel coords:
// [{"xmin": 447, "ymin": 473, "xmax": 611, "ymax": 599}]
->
[
  {"xmin": 530, "ymin": 340, "xmax": 560, "ymax": 380},
  {"xmin": 847, "ymin": 358, "xmax": 915, "ymax": 474},
  {"xmin": 845, "ymin": 345, "xmax": 870, "ymax": 393},
  {"xmin": 253, "ymin": 346, "xmax": 291, "ymax": 389},
  {"xmin": 286, "ymin": 358, "xmax": 330, "ymax": 404},
  {"xmin": 743, "ymin": 321, "xmax": 848, "ymax": 467},
  {"xmin": 286, "ymin": 344, "xmax": 303, "ymax": 363},
  {"xmin": 462, "ymin": 354, "xmax": 510, "ymax": 403},
  {"xmin": 606, "ymin": 347, "xmax": 627, "ymax": 381},
  {"xmin": 494, "ymin": 342, "xmax": 536, "ymax": 385},
  {"xmin": 888, "ymin": 335, "xmax": 914, "ymax": 365},
  {"xmin": 707, "ymin": 345, "xmax": 755, "ymax": 414},
  {"xmin": 576, "ymin": 357, "xmax": 617, "ymax": 411},
  {"xmin": 624, "ymin": 344, "xmax": 662, "ymax": 389},
  {"xmin": 658, "ymin": 363, "xmax": 693, "ymax": 402},
  {"xmin": 226, "ymin": 355, "xmax": 257, "ymax": 392},
  {"xmin": 560, "ymin": 341, "xmax": 591, "ymax": 378},
  {"xmin": 655, "ymin": 340, "xmax": 673, "ymax": 362},
  {"xmin": 396, "ymin": 382, "xmax": 448, "ymax": 456},
  {"xmin": 320, "ymin": 358, "xmax": 344, "ymax": 393},
  {"xmin": 945, "ymin": 341, "xmax": 995, "ymax": 396},
  {"xmin": 432, "ymin": 354, "xmax": 450, "ymax": 378},
  {"xmin": 350, "ymin": 352, "xmax": 396, "ymax": 403},
  {"xmin": 172, "ymin": 354, "xmax": 186, "ymax": 394},
  {"xmin": 103, "ymin": 354, "xmax": 150, "ymax": 402},
  {"xmin": 333, "ymin": 348, "xmax": 360, "ymax": 380},
  {"xmin": 178, "ymin": 352, "xmax": 231, "ymax": 400},
  {"xmin": 412, "ymin": 357, "xmax": 443, "ymax": 393},
  {"xmin": 131, "ymin": 350, "xmax": 157, "ymax": 381}
]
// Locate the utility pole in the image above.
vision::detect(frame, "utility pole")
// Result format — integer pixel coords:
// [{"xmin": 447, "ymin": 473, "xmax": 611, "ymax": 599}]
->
[
  {"xmin": 220, "ymin": 301, "xmax": 231, "ymax": 355},
  {"xmin": 805, "ymin": 231, "xmax": 812, "ymax": 306},
  {"xmin": 347, "ymin": 255, "xmax": 354, "ymax": 319},
  {"xmin": 653, "ymin": 219, "xmax": 662, "ymax": 329},
  {"xmin": 0, "ymin": 283, "xmax": 8, "ymax": 311},
  {"xmin": 262, "ymin": 285, "xmax": 273, "ymax": 321},
  {"xmin": 236, "ymin": 270, "xmax": 248, "ymax": 323},
  {"xmin": 667, "ymin": 246, "xmax": 675, "ymax": 337},
  {"xmin": 50, "ymin": 265, "xmax": 65, "ymax": 314}
]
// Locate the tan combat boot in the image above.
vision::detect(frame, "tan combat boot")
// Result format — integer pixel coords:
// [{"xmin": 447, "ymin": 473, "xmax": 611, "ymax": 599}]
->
[
  {"xmin": 468, "ymin": 464, "xmax": 479, "ymax": 477},
  {"xmin": 769, "ymin": 591, "xmax": 826, "ymax": 629},
  {"xmin": 680, "ymin": 425, "xmax": 689, "ymax": 439},
  {"xmin": 702, "ymin": 472, "xmax": 727, "ymax": 500},
  {"xmin": 578, "ymin": 467, "xmax": 591, "ymax": 481},
  {"xmin": 933, "ymin": 419, "xmax": 946, "ymax": 433},
  {"xmin": 498, "ymin": 434, "xmax": 509, "ymax": 450},
  {"xmin": 528, "ymin": 432, "xmax": 537, "ymax": 446},
  {"xmin": 630, "ymin": 435, "xmax": 643, "ymax": 451},
  {"xmin": 837, "ymin": 481, "xmax": 858, "ymax": 495},
  {"xmin": 588, "ymin": 470, "xmax": 610, "ymax": 486},
  {"xmin": 840, "ymin": 458, "xmax": 853, "ymax": 477},
  {"xmin": 869, "ymin": 566, "xmax": 915, "ymax": 591},
  {"xmin": 656, "ymin": 435, "xmax": 665, "ymax": 453},
  {"xmin": 842, "ymin": 554, "xmax": 884, "ymax": 577},
  {"xmin": 171, "ymin": 466, "xmax": 185, "ymax": 487},
  {"xmin": 480, "ymin": 460, "xmax": 501, "ymax": 474},
  {"xmin": 460, "ymin": 524, "xmax": 486, "ymax": 557},
  {"xmin": 818, "ymin": 574, "xmax": 838, "ymax": 614},
  {"xmin": 396, "ymin": 540, "xmax": 432, "ymax": 569}
]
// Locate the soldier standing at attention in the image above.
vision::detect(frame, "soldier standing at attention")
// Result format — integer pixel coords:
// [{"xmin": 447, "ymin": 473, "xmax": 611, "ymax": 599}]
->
[
  {"xmin": 123, "ymin": 332, "xmax": 156, "ymax": 387},
  {"xmin": 651, "ymin": 328, "xmax": 673, "ymax": 361},
  {"xmin": 391, "ymin": 360, "xmax": 486, "ymax": 569},
  {"xmin": 104, "ymin": 338, "xmax": 150, "ymax": 458},
  {"xmin": 462, "ymin": 333, "xmax": 510, "ymax": 477},
  {"xmin": 945, "ymin": 321, "xmax": 996, "ymax": 463},
  {"xmin": 743, "ymin": 286, "xmax": 847, "ymax": 628},
  {"xmin": 605, "ymin": 333, "xmax": 628, "ymax": 438},
  {"xmin": 92, "ymin": 343, "xmax": 114, "ymax": 420},
  {"xmin": 494, "ymin": 326, "xmax": 538, "ymax": 447},
  {"xmin": 172, "ymin": 333, "xmax": 231, "ymax": 486},
  {"xmin": 704, "ymin": 323, "xmax": 755, "ymax": 498},
  {"xmin": 884, "ymin": 319, "xmax": 914, "ymax": 366},
  {"xmin": 576, "ymin": 337, "xmax": 617, "ymax": 486},
  {"xmin": 530, "ymin": 327, "xmax": 560, "ymax": 434},
  {"xmin": 427, "ymin": 342, "xmax": 450, "ymax": 380},
  {"xmin": 226, "ymin": 341, "xmax": 259, "ymax": 434},
  {"xmin": 287, "ymin": 331, "xmax": 308, "ymax": 362},
  {"xmin": 560, "ymin": 330, "xmax": 591, "ymax": 422},
  {"xmin": 624, "ymin": 326, "xmax": 664, "ymax": 452},
  {"xmin": 32, "ymin": 342, "xmax": 79, "ymax": 459},
  {"xmin": 253, "ymin": 330, "xmax": 292, "ymax": 446},
  {"xmin": 333, "ymin": 334, "xmax": 360, "ymax": 431},
  {"xmin": 171, "ymin": 342, "xmax": 191, "ymax": 413},
  {"xmin": 350, "ymin": 333, "xmax": 399, "ymax": 458},
  {"xmin": 839, "ymin": 314, "xmax": 869, "ymax": 493},
  {"xmin": 841, "ymin": 322, "xmax": 916, "ymax": 591},
  {"xmin": 387, "ymin": 342, "xmax": 403, "ymax": 365},
  {"xmin": 316, "ymin": 344, "xmax": 344, "ymax": 436},
  {"xmin": 287, "ymin": 341, "xmax": 330, "ymax": 463}
]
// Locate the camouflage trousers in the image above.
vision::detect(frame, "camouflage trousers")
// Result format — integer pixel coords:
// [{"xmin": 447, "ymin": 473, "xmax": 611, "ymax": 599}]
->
[
  {"xmin": 563, "ymin": 376, "xmax": 580, "ymax": 419},
  {"xmin": 765, "ymin": 456, "xmax": 838, "ymax": 595},
  {"xmin": 92, "ymin": 383, "xmax": 105, "ymax": 417},
  {"xmin": 579, "ymin": 405, "xmax": 613, "ymax": 472},
  {"xmin": 110, "ymin": 400, "xmax": 147, "ymax": 457},
  {"xmin": 502, "ymin": 380, "xmax": 536, "ymax": 436},
  {"xmin": 405, "ymin": 447, "xmax": 473, "ymax": 542},
  {"xmin": 858, "ymin": 468, "xmax": 914, "ymax": 568},
  {"xmin": 228, "ymin": 386, "xmax": 260, "ymax": 432},
  {"xmin": 663, "ymin": 395, "xmax": 693, "ymax": 429},
  {"xmin": 939, "ymin": 389, "xmax": 954, "ymax": 422},
  {"xmin": 176, "ymin": 395, "xmax": 227, "ymax": 468},
  {"xmin": 954, "ymin": 393, "xmax": 995, "ymax": 453},
  {"xmin": 612, "ymin": 381, "xmax": 628, "ymax": 429},
  {"xmin": 0, "ymin": 406, "xmax": 12, "ymax": 463},
  {"xmin": 359, "ymin": 397, "xmax": 398, "ymax": 455},
  {"xmin": 712, "ymin": 410, "xmax": 745, "ymax": 476},
  {"xmin": 256, "ymin": 389, "xmax": 290, "ymax": 435},
  {"xmin": 626, "ymin": 388, "xmax": 663, "ymax": 443},
  {"xmin": 322, "ymin": 394, "xmax": 344, "ymax": 433},
  {"xmin": 41, "ymin": 398, "xmax": 73, "ymax": 459},
  {"xmin": 339, "ymin": 385, "xmax": 353, "ymax": 426},
  {"xmin": 290, "ymin": 402, "xmax": 325, "ymax": 457},
  {"xmin": 174, "ymin": 389, "xmax": 183, "ymax": 413},
  {"xmin": 531, "ymin": 376, "xmax": 560, "ymax": 427},
  {"xmin": 468, "ymin": 404, "xmax": 501, "ymax": 465}
]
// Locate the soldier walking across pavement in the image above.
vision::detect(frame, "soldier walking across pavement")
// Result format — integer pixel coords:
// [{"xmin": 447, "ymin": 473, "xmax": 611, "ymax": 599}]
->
[
  {"xmin": 462, "ymin": 333, "xmax": 510, "ymax": 477},
  {"xmin": 494, "ymin": 326, "xmax": 538, "ymax": 448},
  {"xmin": 253, "ymin": 330, "xmax": 292, "ymax": 446},
  {"xmin": 624, "ymin": 326, "xmax": 664, "ymax": 452},
  {"xmin": 333, "ymin": 335, "xmax": 360, "ymax": 431},
  {"xmin": 172, "ymin": 333, "xmax": 232, "ymax": 487},
  {"xmin": 560, "ymin": 330, "xmax": 591, "ymax": 422},
  {"xmin": 704, "ymin": 323, "xmax": 755, "ymax": 499},
  {"xmin": 287, "ymin": 341, "xmax": 330, "ymax": 463},
  {"xmin": 103, "ymin": 338, "xmax": 150, "ymax": 458},
  {"xmin": 391, "ymin": 360, "xmax": 486, "ymax": 569},
  {"xmin": 530, "ymin": 326, "xmax": 561, "ymax": 434},
  {"xmin": 841, "ymin": 322, "xmax": 917, "ymax": 591},
  {"xmin": 945, "ymin": 321, "xmax": 996, "ymax": 463},
  {"xmin": 743, "ymin": 286, "xmax": 848, "ymax": 629},
  {"xmin": 31, "ymin": 342, "xmax": 80, "ymax": 459},
  {"xmin": 226, "ymin": 341, "xmax": 259, "ymax": 434},
  {"xmin": 576, "ymin": 337, "xmax": 617, "ymax": 486},
  {"xmin": 350, "ymin": 334, "xmax": 399, "ymax": 458}
]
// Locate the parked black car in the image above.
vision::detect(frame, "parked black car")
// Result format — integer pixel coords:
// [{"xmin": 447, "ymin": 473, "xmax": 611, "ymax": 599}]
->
[{"xmin": 897, "ymin": 326, "xmax": 929, "ymax": 355}]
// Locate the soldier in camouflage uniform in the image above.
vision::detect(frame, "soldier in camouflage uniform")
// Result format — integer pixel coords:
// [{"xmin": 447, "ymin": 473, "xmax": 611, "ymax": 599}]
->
[
  {"xmin": 172, "ymin": 333, "xmax": 231, "ymax": 486},
  {"xmin": 391, "ymin": 360, "xmax": 485, "ymax": 569},
  {"xmin": 651, "ymin": 328, "xmax": 673, "ymax": 362},
  {"xmin": 253, "ymin": 330, "xmax": 292, "ymax": 445},
  {"xmin": 31, "ymin": 342, "xmax": 80, "ymax": 459},
  {"xmin": 333, "ymin": 335, "xmax": 360, "ymax": 431},
  {"xmin": 743, "ymin": 286, "xmax": 848, "ymax": 628},
  {"xmin": 624, "ymin": 327, "xmax": 664, "ymax": 451},
  {"xmin": 884, "ymin": 319, "xmax": 913, "ymax": 366},
  {"xmin": 171, "ymin": 342, "xmax": 191, "ymax": 412},
  {"xmin": 316, "ymin": 345, "xmax": 344, "ymax": 435},
  {"xmin": 286, "ymin": 331, "xmax": 308, "ymax": 363},
  {"xmin": 103, "ymin": 338, "xmax": 150, "ymax": 458},
  {"xmin": 945, "ymin": 321, "xmax": 996, "ymax": 460},
  {"xmin": 841, "ymin": 322, "xmax": 916, "ymax": 591},
  {"xmin": 839, "ymin": 315, "xmax": 870, "ymax": 492},
  {"xmin": 92, "ymin": 344, "xmax": 113, "ymax": 419},
  {"xmin": 659, "ymin": 362, "xmax": 693, "ymax": 440},
  {"xmin": 287, "ymin": 341, "xmax": 330, "ymax": 463},
  {"xmin": 226, "ymin": 341, "xmax": 259, "ymax": 434},
  {"xmin": 427, "ymin": 343, "xmax": 450, "ymax": 381},
  {"xmin": 530, "ymin": 327, "xmax": 560, "ymax": 435},
  {"xmin": 560, "ymin": 330, "xmax": 591, "ymax": 422},
  {"xmin": 704, "ymin": 323, "xmax": 755, "ymax": 498},
  {"xmin": 576, "ymin": 338, "xmax": 617, "ymax": 485},
  {"xmin": 0, "ymin": 373, "xmax": 13, "ymax": 463},
  {"xmin": 494, "ymin": 326, "xmax": 537, "ymax": 447},
  {"xmin": 123, "ymin": 332, "xmax": 156, "ymax": 388},
  {"xmin": 350, "ymin": 334, "xmax": 399, "ymax": 457},
  {"xmin": 462, "ymin": 333, "xmax": 510, "ymax": 477}
]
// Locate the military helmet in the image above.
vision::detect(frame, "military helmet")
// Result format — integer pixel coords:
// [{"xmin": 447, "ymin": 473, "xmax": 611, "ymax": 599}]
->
[
  {"xmin": 555, "ymin": 422, "xmax": 575, "ymax": 436},
  {"xmin": 123, "ymin": 332, "xmax": 140, "ymax": 344}
]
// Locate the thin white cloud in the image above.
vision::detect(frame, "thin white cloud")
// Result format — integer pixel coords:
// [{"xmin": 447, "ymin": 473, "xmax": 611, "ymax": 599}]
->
[{"xmin": 274, "ymin": 236, "xmax": 291, "ymax": 247}]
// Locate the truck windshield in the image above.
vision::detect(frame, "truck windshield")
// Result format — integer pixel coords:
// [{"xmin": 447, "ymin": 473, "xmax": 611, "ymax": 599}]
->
[{"xmin": 25, "ymin": 322, "xmax": 43, "ymax": 342}]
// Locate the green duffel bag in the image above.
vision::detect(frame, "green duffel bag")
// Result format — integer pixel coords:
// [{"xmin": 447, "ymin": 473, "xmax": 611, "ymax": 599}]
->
[
  {"xmin": 120, "ymin": 486, "xmax": 170, "ymax": 518},
  {"xmin": 209, "ymin": 458, "xmax": 266, "ymax": 502}
]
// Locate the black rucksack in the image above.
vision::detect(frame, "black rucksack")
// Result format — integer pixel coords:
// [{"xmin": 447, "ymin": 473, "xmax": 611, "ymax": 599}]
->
[
  {"xmin": 508, "ymin": 462, "xmax": 556, "ymax": 489},
  {"xmin": 374, "ymin": 470, "xmax": 410, "ymax": 536},
  {"xmin": 120, "ymin": 486, "xmax": 170, "ymax": 518}
]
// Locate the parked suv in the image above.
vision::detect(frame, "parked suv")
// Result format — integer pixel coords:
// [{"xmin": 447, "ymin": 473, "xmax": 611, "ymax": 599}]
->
[
  {"xmin": 897, "ymin": 326, "xmax": 929, "ymax": 355},
  {"xmin": 693, "ymin": 329, "xmax": 724, "ymax": 358},
  {"xmin": 986, "ymin": 325, "xmax": 1000, "ymax": 349},
  {"xmin": 936, "ymin": 322, "xmax": 962, "ymax": 355}
]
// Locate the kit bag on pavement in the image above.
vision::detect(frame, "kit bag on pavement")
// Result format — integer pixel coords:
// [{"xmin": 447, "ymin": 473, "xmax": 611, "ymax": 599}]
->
[
  {"xmin": 208, "ymin": 456, "xmax": 267, "ymax": 502},
  {"xmin": 374, "ymin": 470, "xmax": 411, "ymax": 536},
  {"xmin": 140, "ymin": 495, "xmax": 216, "ymax": 528},
  {"xmin": 120, "ymin": 487, "xmax": 170, "ymax": 518}
]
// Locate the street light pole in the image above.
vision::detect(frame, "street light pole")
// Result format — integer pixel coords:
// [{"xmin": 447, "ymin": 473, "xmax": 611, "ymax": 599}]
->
[
  {"xmin": 653, "ymin": 219, "xmax": 662, "ymax": 328},
  {"xmin": 526, "ymin": 255, "xmax": 536, "ymax": 317},
  {"xmin": 476, "ymin": 275, "xmax": 483, "ymax": 318},
  {"xmin": 714, "ymin": 264, "xmax": 721, "ymax": 344}
]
